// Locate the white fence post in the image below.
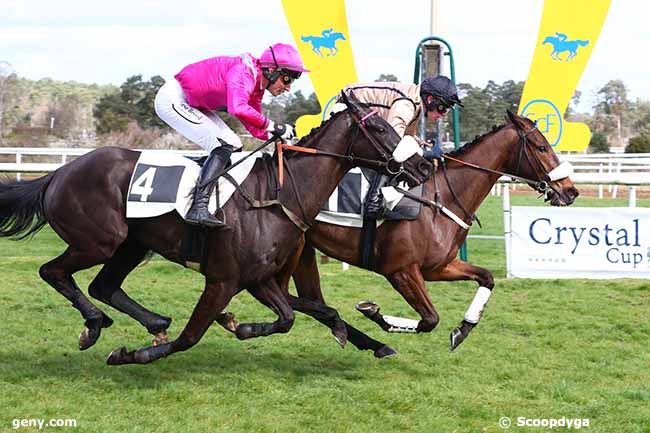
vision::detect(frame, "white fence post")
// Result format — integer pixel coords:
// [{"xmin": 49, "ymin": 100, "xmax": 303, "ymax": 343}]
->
[
  {"xmin": 598, "ymin": 163, "xmax": 603, "ymax": 199},
  {"xmin": 629, "ymin": 186, "xmax": 637, "ymax": 208},
  {"xmin": 15, "ymin": 153, "xmax": 21, "ymax": 181},
  {"xmin": 503, "ymin": 183, "xmax": 512, "ymax": 278}
]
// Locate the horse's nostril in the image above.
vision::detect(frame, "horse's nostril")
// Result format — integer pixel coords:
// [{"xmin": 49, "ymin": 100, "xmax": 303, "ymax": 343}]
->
[{"xmin": 568, "ymin": 187, "xmax": 580, "ymax": 199}]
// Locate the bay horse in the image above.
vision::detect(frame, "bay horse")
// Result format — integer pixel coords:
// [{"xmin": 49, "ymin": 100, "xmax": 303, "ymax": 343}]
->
[
  {"xmin": 0, "ymin": 91, "xmax": 433, "ymax": 365},
  {"xmin": 286, "ymin": 110, "xmax": 579, "ymax": 356}
]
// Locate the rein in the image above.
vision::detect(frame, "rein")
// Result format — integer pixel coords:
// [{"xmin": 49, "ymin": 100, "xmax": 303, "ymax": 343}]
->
[
  {"xmin": 442, "ymin": 126, "xmax": 549, "ymax": 192},
  {"xmin": 236, "ymin": 109, "xmax": 407, "ymax": 232}
]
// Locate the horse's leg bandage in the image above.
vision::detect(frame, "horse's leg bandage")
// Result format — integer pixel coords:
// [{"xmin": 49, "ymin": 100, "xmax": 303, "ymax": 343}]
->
[{"xmin": 463, "ymin": 286, "xmax": 492, "ymax": 324}]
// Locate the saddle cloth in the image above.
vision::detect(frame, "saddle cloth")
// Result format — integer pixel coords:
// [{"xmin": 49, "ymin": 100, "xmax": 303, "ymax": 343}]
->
[
  {"xmin": 315, "ymin": 168, "xmax": 423, "ymax": 228},
  {"xmin": 126, "ymin": 151, "xmax": 260, "ymax": 219}
]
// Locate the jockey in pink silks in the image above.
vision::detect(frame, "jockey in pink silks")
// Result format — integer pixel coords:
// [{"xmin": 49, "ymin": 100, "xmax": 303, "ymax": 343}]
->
[{"xmin": 155, "ymin": 43, "xmax": 309, "ymax": 228}]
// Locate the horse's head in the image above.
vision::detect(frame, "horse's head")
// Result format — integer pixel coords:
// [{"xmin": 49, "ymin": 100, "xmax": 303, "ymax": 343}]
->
[
  {"xmin": 505, "ymin": 110, "xmax": 579, "ymax": 206},
  {"xmin": 542, "ymin": 36, "xmax": 556, "ymax": 46},
  {"xmin": 333, "ymin": 32, "xmax": 346, "ymax": 41},
  {"xmin": 340, "ymin": 90, "xmax": 433, "ymax": 187}
]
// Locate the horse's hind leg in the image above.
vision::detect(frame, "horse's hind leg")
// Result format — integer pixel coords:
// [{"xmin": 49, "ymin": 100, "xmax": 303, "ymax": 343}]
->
[
  {"xmin": 107, "ymin": 280, "xmax": 237, "ymax": 365},
  {"xmin": 39, "ymin": 247, "xmax": 115, "ymax": 350},
  {"xmin": 293, "ymin": 244, "xmax": 396, "ymax": 358},
  {"xmin": 382, "ymin": 263, "xmax": 441, "ymax": 333},
  {"xmin": 422, "ymin": 258, "xmax": 494, "ymax": 351},
  {"xmin": 88, "ymin": 237, "xmax": 172, "ymax": 345},
  {"xmin": 234, "ymin": 278, "xmax": 295, "ymax": 340}
]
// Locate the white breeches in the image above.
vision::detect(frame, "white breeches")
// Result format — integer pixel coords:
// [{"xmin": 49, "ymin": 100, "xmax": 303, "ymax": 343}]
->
[{"xmin": 154, "ymin": 79, "xmax": 242, "ymax": 152}]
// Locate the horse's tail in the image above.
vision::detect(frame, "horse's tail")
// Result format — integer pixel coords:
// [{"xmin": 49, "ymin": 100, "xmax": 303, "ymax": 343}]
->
[
  {"xmin": 300, "ymin": 35, "xmax": 311, "ymax": 42},
  {"xmin": 0, "ymin": 173, "xmax": 54, "ymax": 239}
]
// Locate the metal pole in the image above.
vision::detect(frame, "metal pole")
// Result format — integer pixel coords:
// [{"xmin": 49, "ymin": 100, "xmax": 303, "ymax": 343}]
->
[{"xmin": 414, "ymin": 35, "xmax": 465, "ymax": 260}]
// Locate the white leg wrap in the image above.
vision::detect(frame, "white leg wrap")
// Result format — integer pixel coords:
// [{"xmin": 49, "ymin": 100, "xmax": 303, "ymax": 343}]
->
[
  {"xmin": 383, "ymin": 315, "xmax": 419, "ymax": 333},
  {"xmin": 464, "ymin": 286, "xmax": 492, "ymax": 324}
]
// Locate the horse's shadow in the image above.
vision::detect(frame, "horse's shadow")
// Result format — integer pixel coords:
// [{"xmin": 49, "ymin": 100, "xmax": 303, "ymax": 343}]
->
[{"xmin": 0, "ymin": 339, "xmax": 425, "ymax": 390}]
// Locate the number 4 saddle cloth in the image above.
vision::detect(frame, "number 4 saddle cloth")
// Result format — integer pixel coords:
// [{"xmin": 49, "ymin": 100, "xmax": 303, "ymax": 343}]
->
[{"xmin": 125, "ymin": 151, "xmax": 260, "ymax": 219}]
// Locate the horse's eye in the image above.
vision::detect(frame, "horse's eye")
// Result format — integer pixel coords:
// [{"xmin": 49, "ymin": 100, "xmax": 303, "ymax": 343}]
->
[
  {"xmin": 376, "ymin": 127, "xmax": 386, "ymax": 134},
  {"xmin": 539, "ymin": 146, "xmax": 547, "ymax": 152}
]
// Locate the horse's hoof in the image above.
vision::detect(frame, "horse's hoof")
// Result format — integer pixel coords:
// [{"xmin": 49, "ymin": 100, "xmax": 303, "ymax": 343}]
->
[
  {"xmin": 450, "ymin": 328, "xmax": 465, "ymax": 351},
  {"xmin": 356, "ymin": 300, "xmax": 380, "ymax": 319},
  {"xmin": 331, "ymin": 330, "xmax": 347, "ymax": 348},
  {"xmin": 216, "ymin": 311, "xmax": 239, "ymax": 334},
  {"xmin": 374, "ymin": 345, "xmax": 398, "ymax": 359},
  {"xmin": 106, "ymin": 347, "xmax": 129, "ymax": 365},
  {"xmin": 331, "ymin": 322, "xmax": 348, "ymax": 348},
  {"xmin": 78, "ymin": 326, "xmax": 100, "ymax": 351},
  {"xmin": 152, "ymin": 331, "xmax": 169, "ymax": 346}
]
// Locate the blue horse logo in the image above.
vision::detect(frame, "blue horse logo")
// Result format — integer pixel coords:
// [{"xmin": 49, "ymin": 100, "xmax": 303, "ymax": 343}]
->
[
  {"xmin": 301, "ymin": 28, "xmax": 346, "ymax": 57},
  {"xmin": 543, "ymin": 32, "xmax": 590, "ymax": 61}
]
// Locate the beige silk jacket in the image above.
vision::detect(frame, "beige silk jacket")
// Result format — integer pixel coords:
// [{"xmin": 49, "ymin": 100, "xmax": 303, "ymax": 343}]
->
[{"xmin": 343, "ymin": 82, "xmax": 422, "ymax": 137}]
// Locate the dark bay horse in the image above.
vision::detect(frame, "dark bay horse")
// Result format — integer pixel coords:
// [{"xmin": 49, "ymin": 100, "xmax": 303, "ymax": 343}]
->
[
  {"xmin": 288, "ymin": 111, "xmax": 579, "ymax": 356},
  {"xmin": 0, "ymin": 92, "xmax": 433, "ymax": 365}
]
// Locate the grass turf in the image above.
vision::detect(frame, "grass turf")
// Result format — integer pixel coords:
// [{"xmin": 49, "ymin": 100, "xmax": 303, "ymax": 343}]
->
[{"xmin": 0, "ymin": 194, "xmax": 648, "ymax": 433}]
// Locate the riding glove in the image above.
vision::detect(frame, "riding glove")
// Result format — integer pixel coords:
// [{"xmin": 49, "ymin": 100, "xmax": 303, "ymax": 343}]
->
[
  {"xmin": 422, "ymin": 144, "xmax": 444, "ymax": 160},
  {"xmin": 267, "ymin": 120, "xmax": 295, "ymax": 140}
]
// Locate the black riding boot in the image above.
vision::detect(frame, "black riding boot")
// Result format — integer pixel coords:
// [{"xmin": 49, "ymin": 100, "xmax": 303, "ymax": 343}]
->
[
  {"xmin": 364, "ymin": 174, "xmax": 390, "ymax": 219},
  {"xmin": 186, "ymin": 144, "xmax": 235, "ymax": 228}
]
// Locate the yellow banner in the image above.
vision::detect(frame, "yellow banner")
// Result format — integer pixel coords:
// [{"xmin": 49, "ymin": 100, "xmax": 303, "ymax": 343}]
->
[
  {"xmin": 281, "ymin": 0, "xmax": 357, "ymax": 136},
  {"xmin": 519, "ymin": 0, "xmax": 611, "ymax": 151}
]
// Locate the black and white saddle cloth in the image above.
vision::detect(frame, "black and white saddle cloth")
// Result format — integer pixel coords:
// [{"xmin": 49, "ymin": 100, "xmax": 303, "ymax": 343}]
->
[
  {"xmin": 316, "ymin": 168, "xmax": 423, "ymax": 228},
  {"xmin": 125, "ymin": 151, "xmax": 260, "ymax": 219}
]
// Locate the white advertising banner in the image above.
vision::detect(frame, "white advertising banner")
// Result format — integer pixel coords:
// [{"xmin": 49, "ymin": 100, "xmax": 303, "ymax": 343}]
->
[{"xmin": 509, "ymin": 207, "xmax": 650, "ymax": 279}]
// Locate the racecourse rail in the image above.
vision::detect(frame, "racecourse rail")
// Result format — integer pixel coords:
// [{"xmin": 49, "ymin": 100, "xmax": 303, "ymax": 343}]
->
[{"xmin": 2, "ymin": 147, "xmax": 649, "ymax": 269}]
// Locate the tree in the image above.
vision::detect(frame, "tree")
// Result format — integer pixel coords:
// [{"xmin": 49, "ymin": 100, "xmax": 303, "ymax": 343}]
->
[
  {"xmin": 454, "ymin": 80, "xmax": 524, "ymax": 141},
  {"xmin": 375, "ymin": 73, "xmax": 398, "ymax": 82},
  {"xmin": 0, "ymin": 61, "xmax": 15, "ymax": 136},
  {"xmin": 588, "ymin": 131, "xmax": 609, "ymax": 153},
  {"xmin": 93, "ymin": 75, "xmax": 167, "ymax": 134},
  {"xmin": 626, "ymin": 134, "xmax": 650, "ymax": 153}
]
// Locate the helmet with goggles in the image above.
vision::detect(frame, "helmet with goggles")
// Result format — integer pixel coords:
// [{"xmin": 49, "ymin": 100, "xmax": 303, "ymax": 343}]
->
[
  {"xmin": 260, "ymin": 43, "xmax": 309, "ymax": 88},
  {"xmin": 419, "ymin": 75, "xmax": 463, "ymax": 114}
]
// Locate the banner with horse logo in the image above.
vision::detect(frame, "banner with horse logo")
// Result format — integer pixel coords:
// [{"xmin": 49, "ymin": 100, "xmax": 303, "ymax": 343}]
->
[
  {"xmin": 509, "ymin": 206, "xmax": 650, "ymax": 279},
  {"xmin": 518, "ymin": 0, "xmax": 611, "ymax": 152},
  {"xmin": 281, "ymin": 0, "xmax": 358, "ymax": 137}
]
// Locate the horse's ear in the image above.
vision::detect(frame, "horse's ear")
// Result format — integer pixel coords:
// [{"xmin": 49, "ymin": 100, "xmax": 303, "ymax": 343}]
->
[
  {"xmin": 506, "ymin": 109, "xmax": 518, "ymax": 125},
  {"xmin": 340, "ymin": 89, "xmax": 361, "ymax": 114}
]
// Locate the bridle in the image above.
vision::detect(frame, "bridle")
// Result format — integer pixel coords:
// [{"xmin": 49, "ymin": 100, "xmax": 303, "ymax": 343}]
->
[
  {"xmin": 443, "ymin": 123, "xmax": 572, "ymax": 197},
  {"xmin": 276, "ymin": 108, "xmax": 416, "ymax": 187}
]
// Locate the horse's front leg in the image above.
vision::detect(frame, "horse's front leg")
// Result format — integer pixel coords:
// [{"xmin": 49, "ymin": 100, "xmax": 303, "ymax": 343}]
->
[
  {"xmin": 422, "ymin": 258, "xmax": 494, "ymax": 351},
  {"xmin": 106, "ymin": 280, "xmax": 237, "ymax": 365}
]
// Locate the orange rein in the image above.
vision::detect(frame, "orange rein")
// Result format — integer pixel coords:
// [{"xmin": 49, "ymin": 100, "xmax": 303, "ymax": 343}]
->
[{"xmin": 276, "ymin": 141, "xmax": 318, "ymax": 187}]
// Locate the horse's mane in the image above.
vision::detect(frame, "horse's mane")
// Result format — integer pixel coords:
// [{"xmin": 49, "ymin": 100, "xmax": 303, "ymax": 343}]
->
[
  {"xmin": 286, "ymin": 109, "xmax": 348, "ymax": 157},
  {"xmin": 446, "ymin": 123, "xmax": 508, "ymax": 157}
]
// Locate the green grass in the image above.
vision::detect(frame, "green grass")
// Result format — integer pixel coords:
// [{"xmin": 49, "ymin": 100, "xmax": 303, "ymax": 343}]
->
[{"xmin": 0, "ymin": 194, "xmax": 649, "ymax": 433}]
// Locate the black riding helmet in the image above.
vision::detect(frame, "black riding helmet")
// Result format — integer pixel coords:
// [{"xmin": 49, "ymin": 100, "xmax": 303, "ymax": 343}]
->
[{"xmin": 419, "ymin": 75, "xmax": 463, "ymax": 114}]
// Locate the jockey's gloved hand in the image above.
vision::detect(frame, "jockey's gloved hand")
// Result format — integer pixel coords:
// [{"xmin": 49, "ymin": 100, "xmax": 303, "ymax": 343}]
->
[
  {"xmin": 267, "ymin": 120, "xmax": 295, "ymax": 140},
  {"xmin": 423, "ymin": 144, "xmax": 444, "ymax": 161}
]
